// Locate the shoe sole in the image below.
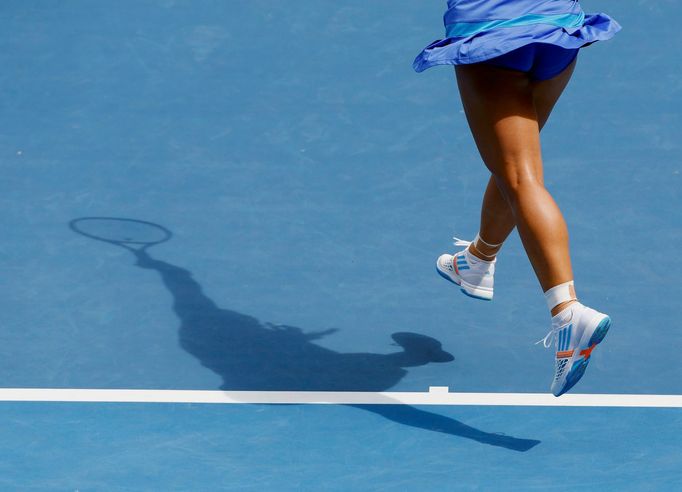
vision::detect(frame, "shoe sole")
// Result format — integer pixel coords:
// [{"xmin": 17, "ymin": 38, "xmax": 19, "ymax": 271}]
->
[
  {"xmin": 435, "ymin": 264, "xmax": 493, "ymax": 301},
  {"xmin": 554, "ymin": 316, "xmax": 611, "ymax": 397}
]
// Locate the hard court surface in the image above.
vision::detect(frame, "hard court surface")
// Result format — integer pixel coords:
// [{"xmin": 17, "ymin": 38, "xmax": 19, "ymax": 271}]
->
[{"xmin": 0, "ymin": 1, "xmax": 680, "ymax": 490}]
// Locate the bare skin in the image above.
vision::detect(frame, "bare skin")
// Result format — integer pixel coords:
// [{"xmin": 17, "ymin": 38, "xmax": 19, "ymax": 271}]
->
[{"xmin": 454, "ymin": 59, "xmax": 577, "ymax": 316}]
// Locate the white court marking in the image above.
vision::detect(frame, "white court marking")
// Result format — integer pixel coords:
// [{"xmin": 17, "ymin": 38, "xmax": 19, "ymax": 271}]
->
[{"xmin": 1, "ymin": 387, "xmax": 681, "ymax": 407}]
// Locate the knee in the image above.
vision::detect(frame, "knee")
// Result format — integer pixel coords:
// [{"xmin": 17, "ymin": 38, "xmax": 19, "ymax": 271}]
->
[{"xmin": 494, "ymin": 173, "xmax": 546, "ymax": 206}]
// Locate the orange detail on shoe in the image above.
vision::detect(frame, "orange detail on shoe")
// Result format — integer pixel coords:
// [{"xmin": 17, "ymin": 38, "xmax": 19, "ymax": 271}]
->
[
  {"xmin": 453, "ymin": 257, "xmax": 459, "ymax": 275},
  {"xmin": 580, "ymin": 344, "xmax": 597, "ymax": 359},
  {"xmin": 556, "ymin": 350, "xmax": 574, "ymax": 358}
]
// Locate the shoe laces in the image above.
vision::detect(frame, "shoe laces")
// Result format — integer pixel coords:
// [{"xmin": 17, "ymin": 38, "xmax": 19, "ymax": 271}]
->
[
  {"xmin": 535, "ymin": 328, "xmax": 559, "ymax": 348},
  {"xmin": 535, "ymin": 311, "xmax": 574, "ymax": 349},
  {"xmin": 452, "ymin": 237, "xmax": 472, "ymax": 248}
]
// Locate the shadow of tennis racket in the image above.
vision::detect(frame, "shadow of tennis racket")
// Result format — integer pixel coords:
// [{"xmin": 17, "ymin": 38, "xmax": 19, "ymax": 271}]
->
[{"xmin": 69, "ymin": 217, "xmax": 172, "ymax": 262}]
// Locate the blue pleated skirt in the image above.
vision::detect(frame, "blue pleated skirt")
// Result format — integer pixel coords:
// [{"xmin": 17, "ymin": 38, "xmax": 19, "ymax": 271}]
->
[{"xmin": 413, "ymin": 0, "xmax": 620, "ymax": 72}]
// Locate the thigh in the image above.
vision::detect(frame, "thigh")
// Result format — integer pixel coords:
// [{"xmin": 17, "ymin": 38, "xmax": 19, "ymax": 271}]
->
[
  {"xmin": 532, "ymin": 56, "xmax": 577, "ymax": 129},
  {"xmin": 454, "ymin": 63, "xmax": 544, "ymax": 189}
]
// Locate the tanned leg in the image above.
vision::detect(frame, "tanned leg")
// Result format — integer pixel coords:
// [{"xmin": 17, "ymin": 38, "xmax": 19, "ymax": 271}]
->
[
  {"xmin": 454, "ymin": 61, "xmax": 577, "ymax": 315},
  {"xmin": 468, "ymin": 59, "xmax": 577, "ymax": 262}
]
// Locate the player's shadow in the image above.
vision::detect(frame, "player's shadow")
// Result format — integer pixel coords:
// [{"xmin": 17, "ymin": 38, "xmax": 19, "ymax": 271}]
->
[{"xmin": 132, "ymin": 249, "xmax": 539, "ymax": 451}]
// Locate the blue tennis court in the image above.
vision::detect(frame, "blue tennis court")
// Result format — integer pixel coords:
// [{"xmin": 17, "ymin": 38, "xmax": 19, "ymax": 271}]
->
[{"xmin": 1, "ymin": 1, "xmax": 681, "ymax": 490}]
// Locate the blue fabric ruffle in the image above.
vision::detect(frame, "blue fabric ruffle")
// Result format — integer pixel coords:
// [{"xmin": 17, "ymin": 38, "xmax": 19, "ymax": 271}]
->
[{"xmin": 413, "ymin": 0, "xmax": 620, "ymax": 72}]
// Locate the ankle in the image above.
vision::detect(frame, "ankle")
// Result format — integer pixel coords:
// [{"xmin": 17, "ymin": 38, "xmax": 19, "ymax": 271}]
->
[{"xmin": 550, "ymin": 300, "xmax": 578, "ymax": 317}]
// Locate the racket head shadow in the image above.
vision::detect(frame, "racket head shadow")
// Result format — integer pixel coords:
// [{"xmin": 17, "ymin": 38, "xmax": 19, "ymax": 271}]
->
[{"xmin": 69, "ymin": 217, "xmax": 172, "ymax": 251}]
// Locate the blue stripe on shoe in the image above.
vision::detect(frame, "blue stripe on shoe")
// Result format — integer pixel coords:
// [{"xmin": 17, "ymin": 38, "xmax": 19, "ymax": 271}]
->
[
  {"xmin": 567, "ymin": 324, "xmax": 572, "ymax": 350},
  {"xmin": 559, "ymin": 324, "xmax": 572, "ymax": 352},
  {"xmin": 559, "ymin": 328, "xmax": 565, "ymax": 352},
  {"xmin": 561, "ymin": 328, "xmax": 565, "ymax": 352}
]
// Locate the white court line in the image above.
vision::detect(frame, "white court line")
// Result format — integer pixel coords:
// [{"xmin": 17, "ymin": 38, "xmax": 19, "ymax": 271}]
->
[{"xmin": 0, "ymin": 387, "xmax": 681, "ymax": 407}]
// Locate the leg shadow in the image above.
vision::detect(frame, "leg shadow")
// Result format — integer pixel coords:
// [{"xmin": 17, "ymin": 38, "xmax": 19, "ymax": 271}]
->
[{"xmin": 353, "ymin": 405, "xmax": 540, "ymax": 452}]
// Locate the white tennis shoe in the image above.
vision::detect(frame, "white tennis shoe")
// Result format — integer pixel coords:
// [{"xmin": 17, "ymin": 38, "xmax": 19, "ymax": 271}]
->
[
  {"xmin": 537, "ymin": 303, "xmax": 612, "ymax": 397},
  {"xmin": 436, "ymin": 237, "xmax": 495, "ymax": 301}
]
